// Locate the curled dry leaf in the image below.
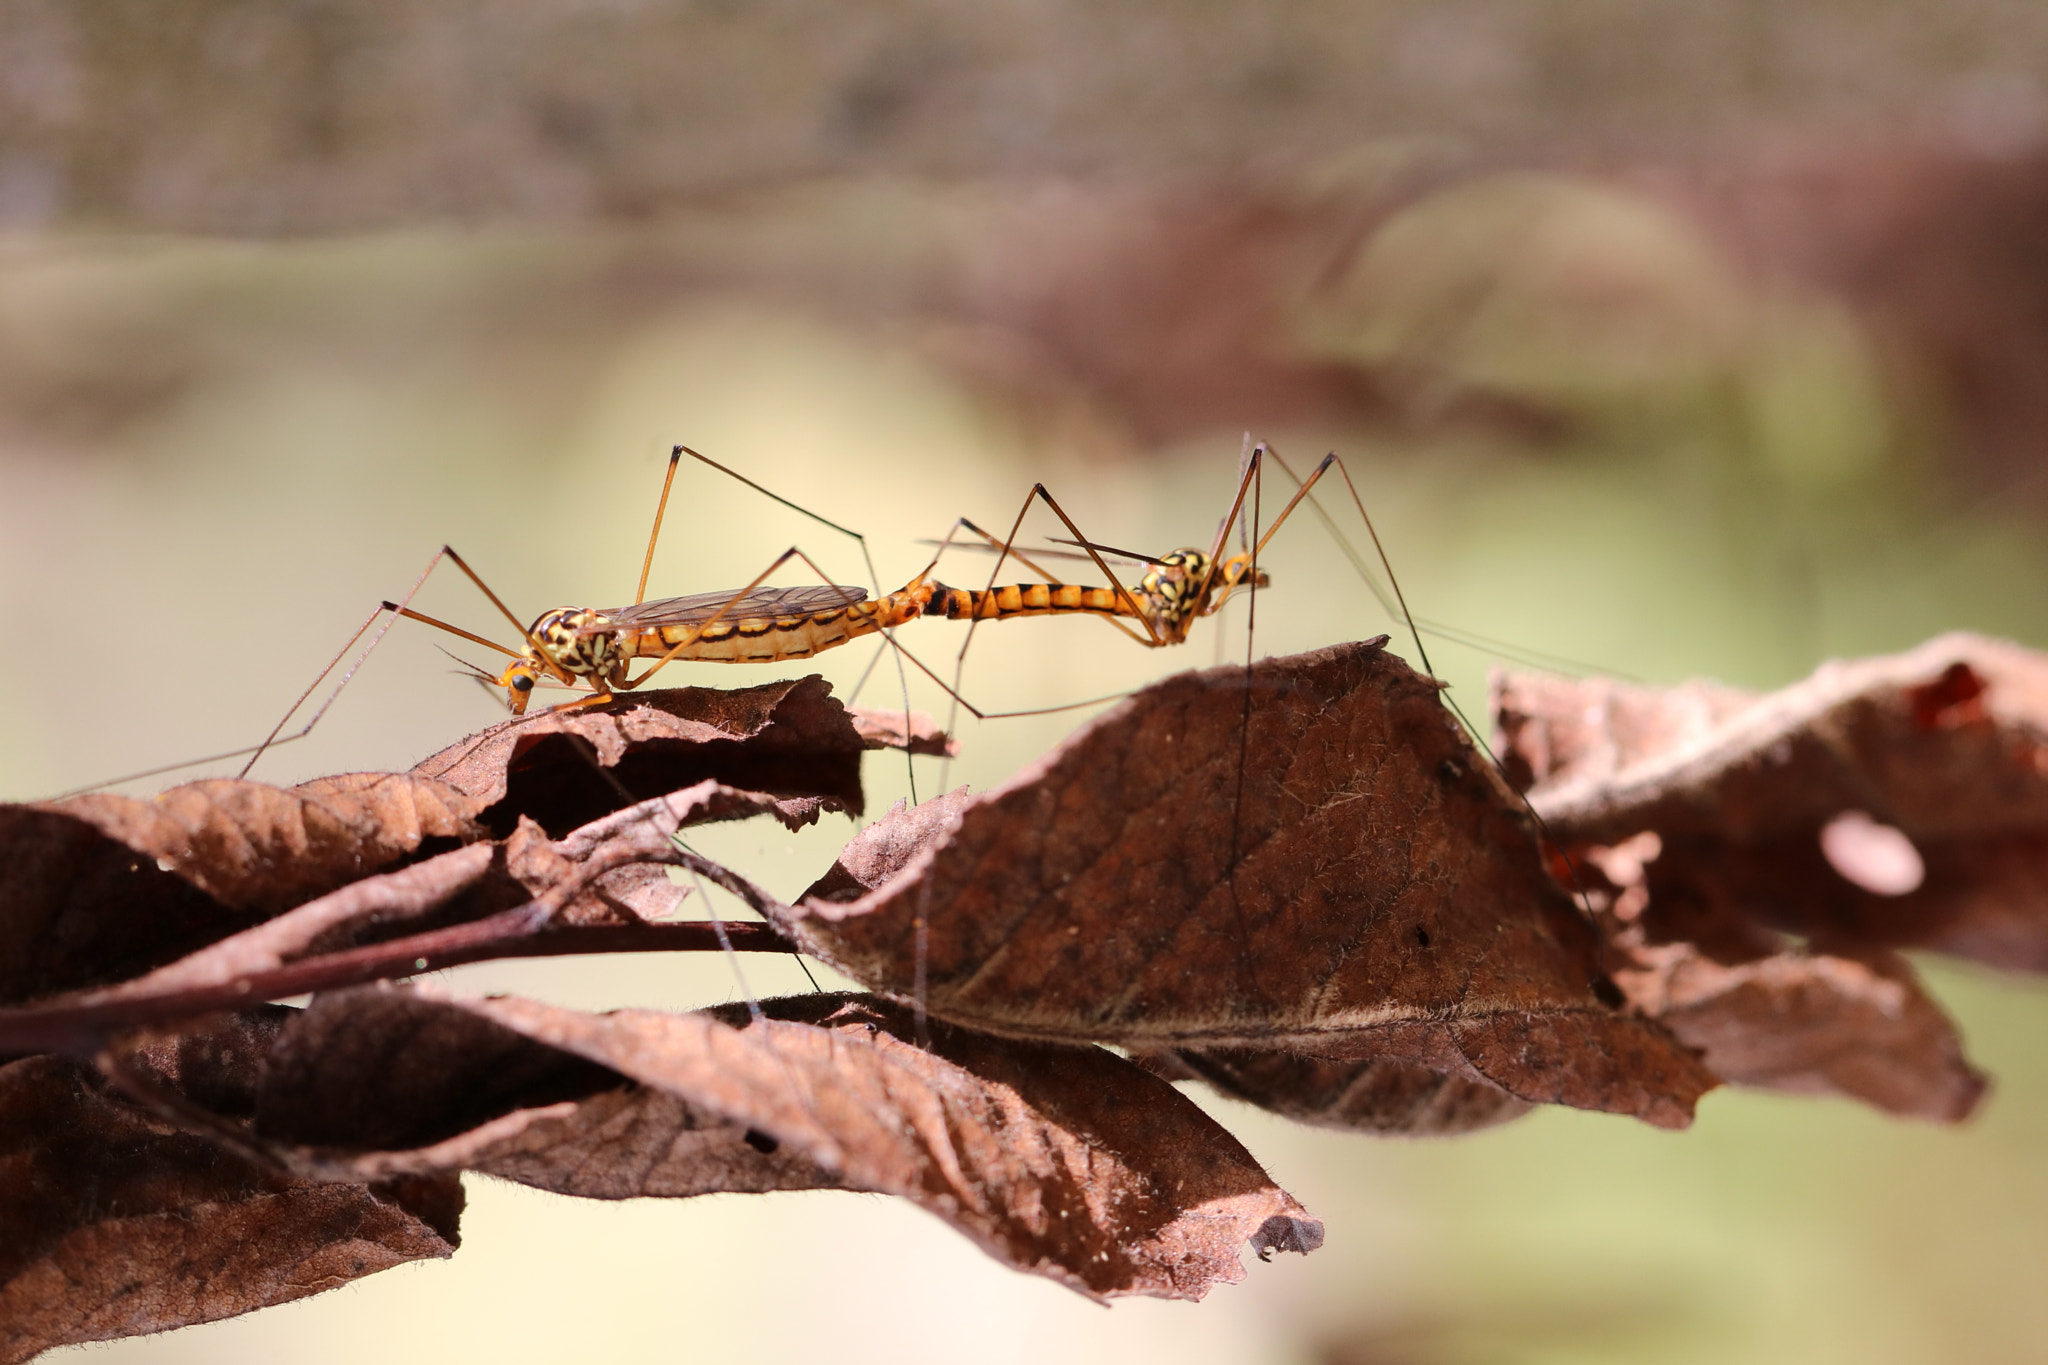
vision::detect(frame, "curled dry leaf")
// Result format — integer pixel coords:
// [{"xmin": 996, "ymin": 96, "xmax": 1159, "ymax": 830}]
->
[
  {"xmin": 0, "ymin": 1011, "xmax": 458, "ymax": 1365},
  {"xmin": 101, "ymin": 985, "xmax": 1317, "ymax": 1303},
  {"xmin": 790, "ymin": 640, "xmax": 1715, "ymax": 1129},
  {"xmin": 0, "ymin": 675, "xmax": 884, "ymax": 1010},
  {"xmin": 1489, "ymin": 631, "xmax": 2048, "ymax": 1119},
  {"xmin": 106, "ymin": 786, "xmax": 772, "ymax": 994},
  {"xmin": 40, "ymin": 773, "xmax": 484, "ymax": 914},
  {"xmin": 0, "ymin": 773, "xmax": 481, "ymax": 1005},
  {"xmin": 413, "ymin": 675, "xmax": 910, "ymax": 836},
  {"xmin": 846, "ymin": 704, "xmax": 959, "ymax": 757},
  {"xmin": 1497, "ymin": 632, "xmax": 2048, "ymax": 966},
  {"xmin": 1572, "ymin": 839, "xmax": 1986, "ymax": 1121},
  {"xmin": 0, "ymin": 786, "xmax": 799, "ymax": 1057}
]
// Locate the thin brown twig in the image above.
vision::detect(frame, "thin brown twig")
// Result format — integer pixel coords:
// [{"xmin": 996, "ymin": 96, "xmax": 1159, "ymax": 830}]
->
[{"xmin": 0, "ymin": 901, "xmax": 798, "ymax": 1060}]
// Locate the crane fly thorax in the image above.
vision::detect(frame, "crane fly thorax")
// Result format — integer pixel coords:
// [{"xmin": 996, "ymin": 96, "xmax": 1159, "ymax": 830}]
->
[
  {"xmin": 1141, "ymin": 549, "xmax": 1215, "ymax": 632},
  {"xmin": 525, "ymin": 606, "xmax": 623, "ymax": 679},
  {"xmin": 1136, "ymin": 548, "xmax": 1271, "ymax": 636}
]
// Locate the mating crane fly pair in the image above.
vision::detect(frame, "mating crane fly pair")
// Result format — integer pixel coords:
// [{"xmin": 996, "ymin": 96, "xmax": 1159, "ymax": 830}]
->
[
  {"xmin": 114, "ymin": 437, "xmax": 1399, "ymax": 796},
  {"xmin": 364, "ymin": 442, "xmax": 1347, "ymax": 730}
]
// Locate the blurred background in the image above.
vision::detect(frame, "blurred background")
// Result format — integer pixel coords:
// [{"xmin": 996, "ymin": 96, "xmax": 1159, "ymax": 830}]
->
[{"xmin": 5, "ymin": 2, "xmax": 2048, "ymax": 1361}]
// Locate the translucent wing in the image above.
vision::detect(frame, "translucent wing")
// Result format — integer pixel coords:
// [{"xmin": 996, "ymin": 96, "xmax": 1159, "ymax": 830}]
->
[{"xmin": 590, "ymin": 583, "xmax": 870, "ymax": 633}]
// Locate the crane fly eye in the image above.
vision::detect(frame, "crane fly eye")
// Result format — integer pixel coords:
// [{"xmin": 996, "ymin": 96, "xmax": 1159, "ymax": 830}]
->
[{"xmin": 511, "ymin": 673, "xmax": 535, "ymax": 692}]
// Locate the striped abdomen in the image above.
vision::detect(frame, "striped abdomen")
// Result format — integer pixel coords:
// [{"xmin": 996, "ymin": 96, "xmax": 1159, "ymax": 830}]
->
[
  {"xmin": 925, "ymin": 582, "xmax": 1142, "ymax": 623},
  {"xmin": 628, "ymin": 584, "xmax": 935, "ymax": 664}
]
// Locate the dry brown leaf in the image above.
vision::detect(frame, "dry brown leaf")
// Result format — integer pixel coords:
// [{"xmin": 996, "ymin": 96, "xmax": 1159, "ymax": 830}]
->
[
  {"xmin": 43, "ymin": 773, "xmax": 485, "ymax": 914},
  {"xmin": 0, "ymin": 678, "xmax": 865, "ymax": 1011},
  {"xmin": 0, "ymin": 773, "xmax": 482, "ymax": 1005},
  {"xmin": 1622, "ymin": 942, "xmax": 1985, "ymax": 1120},
  {"xmin": 104, "ymin": 986, "xmax": 1317, "ymax": 1302},
  {"xmin": 789, "ymin": 640, "xmax": 1715, "ymax": 1128},
  {"xmin": 0, "ymin": 1013, "xmax": 458, "ymax": 1365},
  {"xmin": 242, "ymin": 987, "xmax": 837, "ymax": 1197},
  {"xmin": 1488, "ymin": 633, "xmax": 2048, "ymax": 1120},
  {"xmin": 1556, "ymin": 835, "xmax": 1990, "ymax": 1120},
  {"xmin": 846, "ymin": 704, "xmax": 959, "ymax": 757},
  {"xmin": 0, "ymin": 786, "xmax": 800, "ymax": 1061},
  {"xmin": 413, "ymin": 675, "xmax": 890, "ymax": 836},
  {"xmin": 1497, "ymin": 632, "xmax": 2048, "ymax": 968},
  {"xmin": 441, "ymin": 990, "xmax": 1324, "ymax": 1299}
]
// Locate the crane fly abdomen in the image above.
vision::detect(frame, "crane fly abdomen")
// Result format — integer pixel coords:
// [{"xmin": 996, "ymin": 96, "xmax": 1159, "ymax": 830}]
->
[{"xmin": 927, "ymin": 582, "xmax": 1136, "ymax": 623}]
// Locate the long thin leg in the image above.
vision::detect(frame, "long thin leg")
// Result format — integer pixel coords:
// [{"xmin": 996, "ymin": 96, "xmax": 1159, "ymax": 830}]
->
[
  {"xmin": 934, "ymin": 478, "xmax": 1167, "ymax": 771},
  {"xmin": 1196, "ymin": 450, "xmax": 1339, "ymax": 619},
  {"xmin": 381, "ymin": 605, "xmax": 520, "ymax": 661},
  {"xmin": 955, "ymin": 481, "xmax": 1161, "ymax": 669},
  {"xmin": 52, "ymin": 604, "xmax": 390, "ymax": 797},
  {"xmin": 252, "ymin": 540, "xmax": 596, "ymax": 773},
  {"xmin": 55, "ymin": 542, "xmax": 492, "ymax": 795},
  {"xmin": 1260, "ymin": 448, "xmax": 1620, "ymax": 678},
  {"xmin": 1265, "ymin": 448, "xmax": 1615, "ymax": 933},
  {"xmin": 1016, "ymin": 486, "xmax": 1161, "ymax": 643},
  {"xmin": 426, "ymin": 545, "xmax": 576, "ymax": 683},
  {"xmin": 372, "ymin": 544, "xmax": 577, "ymax": 684},
  {"xmin": 231, "ymin": 605, "xmax": 397, "ymax": 779},
  {"xmin": 679, "ymin": 444, "xmax": 875, "ymax": 583},
  {"xmin": 1250, "ymin": 452, "xmax": 1336, "ymax": 560},
  {"xmin": 903, "ymin": 513, "xmax": 1144, "ymax": 646},
  {"xmin": 1256, "ymin": 447, "xmax": 1434, "ymax": 677},
  {"xmin": 680, "ymin": 443, "xmax": 923, "ymax": 801},
  {"xmin": 242, "ymin": 542, "xmax": 578, "ymax": 774},
  {"xmin": 635, "ymin": 447, "xmax": 686, "ymax": 606},
  {"xmin": 1182, "ymin": 444, "xmax": 1267, "ymax": 620}
]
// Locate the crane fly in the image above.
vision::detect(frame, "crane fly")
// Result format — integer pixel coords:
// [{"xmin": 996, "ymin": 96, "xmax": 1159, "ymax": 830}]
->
[
  {"xmin": 389, "ymin": 564, "xmax": 941, "ymax": 717},
  {"xmin": 368, "ymin": 443, "xmax": 945, "ymax": 720},
  {"xmin": 400, "ymin": 441, "xmax": 1325, "ymax": 731}
]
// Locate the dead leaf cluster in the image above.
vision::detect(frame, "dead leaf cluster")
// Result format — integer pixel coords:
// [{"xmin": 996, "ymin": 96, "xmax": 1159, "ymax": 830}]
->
[
  {"xmin": 1, "ymin": 634, "xmax": 2037, "ymax": 1357},
  {"xmin": 1492, "ymin": 631, "xmax": 2048, "ymax": 1121}
]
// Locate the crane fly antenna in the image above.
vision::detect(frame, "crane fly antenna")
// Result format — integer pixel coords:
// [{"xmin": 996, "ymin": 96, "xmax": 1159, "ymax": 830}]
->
[
  {"xmin": 940, "ymin": 517, "xmax": 1081, "ymax": 583},
  {"xmin": 435, "ymin": 645, "xmax": 503, "ymax": 685}
]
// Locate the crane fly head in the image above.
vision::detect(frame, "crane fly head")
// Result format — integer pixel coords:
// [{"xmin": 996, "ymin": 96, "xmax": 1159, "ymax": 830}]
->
[
  {"xmin": 1215, "ymin": 552, "xmax": 1271, "ymax": 593},
  {"xmin": 494, "ymin": 659, "xmax": 543, "ymax": 715}
]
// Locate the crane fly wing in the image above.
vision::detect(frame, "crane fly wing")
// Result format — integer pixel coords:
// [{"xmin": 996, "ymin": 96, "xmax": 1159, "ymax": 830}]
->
[{"xmin": 589, "ymin": 584, "xmax": 871, "ymax": 633}]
